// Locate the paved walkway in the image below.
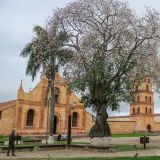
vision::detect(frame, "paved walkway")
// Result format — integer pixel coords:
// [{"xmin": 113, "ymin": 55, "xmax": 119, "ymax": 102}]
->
[
  {"xmin": 1, "ymin": 136, "xmax": 160, "ymax": 159},
  {"xmin": 0, "ymin": 148, "xmax": 160, "ymax": 159}
]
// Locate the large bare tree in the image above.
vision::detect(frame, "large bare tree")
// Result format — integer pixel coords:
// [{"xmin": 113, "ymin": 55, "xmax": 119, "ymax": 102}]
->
[{"xmin": 48, "ymin": 0, "xmax": 160, "ymax": 137}]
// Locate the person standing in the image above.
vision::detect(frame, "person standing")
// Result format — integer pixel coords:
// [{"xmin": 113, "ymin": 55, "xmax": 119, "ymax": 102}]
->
[{"xmin": 7, "ymin": 130, "xmax": 16, "ymax": 156}]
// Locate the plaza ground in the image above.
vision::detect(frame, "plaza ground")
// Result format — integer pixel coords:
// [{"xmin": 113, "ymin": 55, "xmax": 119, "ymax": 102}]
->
[
  {"xmin": 0, "ymin": 148, "xmax": 160, "ymax": 159},
  {"xmin": 1, "ymin": 135, "xmax": 160, "ymax": 159}
]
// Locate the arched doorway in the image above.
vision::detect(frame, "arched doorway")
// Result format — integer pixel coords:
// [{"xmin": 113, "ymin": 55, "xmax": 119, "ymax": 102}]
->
[
  {"xmin": 53, "ymin": 115, "xmax": 58, "ymax": 134},
  {"xmin": 147, "ymin": 124, "xmax": 151, "ymax": 132}
]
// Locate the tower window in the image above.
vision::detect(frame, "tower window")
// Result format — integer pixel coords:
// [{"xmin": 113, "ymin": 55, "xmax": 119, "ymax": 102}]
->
[
  {"xmin": 0, "ymin": 111, "xmax": 2, "ymax": 119},
  {"xmin": 26, "ymin": 109, "xmax": 34, "ymax": 126},
  {"xmin": 150, "ymin": 96, "xmax": 152, "ymax": 102},
  {"xmin": 138, "ymin": 107, "xmax": 140, "ymax": 114},
  {"xmin": 146, "ymin": 85, "xmax": 149, "ymax": 91},
  {"xmin": 145, "ymin": 96, "xmax": 148, "ymax": 102},
  {"xmin": 145, "ymin": 107, "xmax": 147, "ymax": 114},
  {"xmin": 150, "ymin": 108, "xmax": 152, "ymax": 114},
  {"xmin": 137, "ymin": 96, "xmax": 140, "ymax": 102},
  {"xmin": 133, "ymin": 108, "xmax": 135, "ymax": 114}
]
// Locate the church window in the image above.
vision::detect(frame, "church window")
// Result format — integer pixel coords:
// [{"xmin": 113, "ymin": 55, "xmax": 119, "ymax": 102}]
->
[
  {"xmin": 150, "ymin": 96, "xmax": 152, "ymax": 102},
  {"xmin": 146, "ymin": 85, "xmax": 149, "ymax": 91},
  {"xmin": 72, "ymin": 112, "xmax": 78, "ymax": 127},
  {"xmin": 133, "ymin": 108, "xmax": 135, "ymax": 114},
  {"xmin": 137, "ymin": 96, "xmax": 140, "ymax": 102},
  {"xmin": 55, "ymin": 87, "xmax": 59, "ymax": 104},
  {"xmin": 145, "ymin": 96, "xmax": 148, "ymax": 102},
  {"xmin": 138, "ymin": 107, "xmax": 140, "ymax": 114},
  {"xmin": 145, "ymin": 107, "xmax": 147, "ymax": 114},
  {"xmin": 26, "ymin": 109, "xmax": 34, "ymax": 126},
  {"xmin": 136, "ymin": 85, "xmax": 138, "ymax": 91},
  {"xmin": 148, "ymin": 79, "xmax": 150, "ymax": 83},
  {"xmin": 0, "ymin": 111, "xmax": 2, "ymax": 119},
  {"xmin": 150, "ymin": 108, "xmax": 152, "ymax": 114}
]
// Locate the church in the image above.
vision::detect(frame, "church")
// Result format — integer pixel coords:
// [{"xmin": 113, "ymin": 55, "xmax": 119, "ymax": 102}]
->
[
  {"xmin": 0, "ymin": 74, "xmax": 94, "ymax": 136},
  {"xmin": 0, "ymin": 75, "xmax": 160, "ymax": 136}
]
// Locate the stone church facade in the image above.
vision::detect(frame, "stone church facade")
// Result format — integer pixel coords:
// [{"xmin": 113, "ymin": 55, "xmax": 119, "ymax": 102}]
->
[
  {"xmin": 0, "ymin": 74, "xmax": 94, "ymax": 135},
  {"xmin": 0, "ymin": 76, "xmax": 160, "ymax": 136}
]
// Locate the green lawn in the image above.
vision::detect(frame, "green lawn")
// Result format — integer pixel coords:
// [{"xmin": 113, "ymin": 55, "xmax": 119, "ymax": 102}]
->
[
  {"xmin": 113, "ymin": 144, "xmax": 158, "ymax": 152},
  {"xmin": 0, "ymin": 133, "xmax": 156, "ymax": 142},
  {"xmin": 1, "ymin": 157, "xmax": 160, "ymax": 160},
  {"xmin": 0, "ymin": 136, "xmax": 32, "ymax": 142},
  {"xmin": 112, "ymin": 133, "xmax": 153, "ymax": 138}
]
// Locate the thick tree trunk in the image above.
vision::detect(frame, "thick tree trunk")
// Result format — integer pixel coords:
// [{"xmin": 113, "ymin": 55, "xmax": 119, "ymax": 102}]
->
[{"xmin": 89, "ymin": 106, "xmax": 111, "ymax": 138}]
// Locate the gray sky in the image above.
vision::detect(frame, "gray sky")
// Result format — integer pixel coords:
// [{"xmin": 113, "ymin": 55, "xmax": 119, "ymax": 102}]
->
[{"xmin": 0, "ymin": 0, "xmax": 160, "ymax": 116}]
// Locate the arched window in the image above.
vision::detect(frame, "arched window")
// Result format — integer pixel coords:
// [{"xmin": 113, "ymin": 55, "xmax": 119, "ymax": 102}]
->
[
  {"xmin": 137, "ymin": 96, "xmax": 140, "ymax": 102},
  {"xmin": 72, "ymin": 112, "xmax": 78, "ymax": 127},
  {"xmin": 138, "ymin": 107, "xmax": 140, "ymax": 114},
  {"xmin": 145, "ymin": 107, "xmax": 147, "ymax": 114},
  {"xmin": 150, "ymin": 108, "xmax": 152, "ymax": 114},
  {"xmin": 146, "ymin": 85, "xmax": 149, "ymax": 91},
  {"xmin": 145, "ymin": 96, "xmax": 148, "ymax": 102},
  {"xmin": 55, "ymin": 87, "xmax": 59, "ymax": 103},
  {"xmin": 136, "ymin": 85, "xmax": 138, "ymax": 91},
  {"xmin": 133, "ymin": 108, "xmax": 135, "ymax": 114},
  {"xmin": 26, "ymin": 109, "xmax": 34, "ymax": 126},
  {"xmin": 150, "ymin": 96, "xmax": 152, "ymax": 102},
  {"xmin": 148, "ymin": 79, "xmax": 150, "ymax": 83}
]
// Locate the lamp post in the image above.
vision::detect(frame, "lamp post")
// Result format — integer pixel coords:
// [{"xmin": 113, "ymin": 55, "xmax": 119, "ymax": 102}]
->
[{"xmin": 67, "ymin": 102, "xmax": 76, "ymax": 145}]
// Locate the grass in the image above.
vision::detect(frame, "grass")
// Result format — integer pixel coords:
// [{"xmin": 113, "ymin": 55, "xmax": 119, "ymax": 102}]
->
[
  {"xmin": 1, "ymin": 157, "xmax": 160, "ymax": 160},
  {"xmin": 112, "ymin": 133, "xmax": 153, "ymax": 138},
  {"xmin": 0, "ymin": 142, "xmax": 158, "ymax": 152},
  {"xmin": 0, "ymin": 133, "xmax": 155, "ymax": 142},
  {"xmin": 0, "ymin": 136, "xmax": 32, "ymax": 142},
  {"xmin": 112, "ymin": 144, "xmax": 158, "ymax": 152}
]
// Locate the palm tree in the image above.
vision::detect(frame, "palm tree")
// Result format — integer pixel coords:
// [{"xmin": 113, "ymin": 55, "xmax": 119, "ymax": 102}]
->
[{"xmin": 20, "ymin": 25, "xmax": 72, "ymax": 144}]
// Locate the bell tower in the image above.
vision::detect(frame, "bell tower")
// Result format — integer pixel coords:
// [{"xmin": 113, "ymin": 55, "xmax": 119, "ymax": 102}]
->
[{"xmin": 130, "ymin": 78, "xmax": 154, "ymax": 116}]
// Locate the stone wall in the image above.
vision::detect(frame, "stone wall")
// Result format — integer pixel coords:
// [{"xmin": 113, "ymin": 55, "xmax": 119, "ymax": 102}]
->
[
  {"xmin": 108, "ymin": 121, "xmax": 136, "ymax": 134},
  {"xmin": 0, "ymin": 106, "xmax": 16, "ymax": 135},
  {"xmin": 84, "ymin": 112, "xmax": 95, "ymax": 134}
]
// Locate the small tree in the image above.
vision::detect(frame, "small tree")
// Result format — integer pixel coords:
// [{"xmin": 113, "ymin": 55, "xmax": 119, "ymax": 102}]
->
[
  {"xmin": 48, "ymin": 0, "xmax": 160, "ymax": 137},
  {"xmin": 21, "ymin": 25, "xmax": 72, "ymax": 143}
]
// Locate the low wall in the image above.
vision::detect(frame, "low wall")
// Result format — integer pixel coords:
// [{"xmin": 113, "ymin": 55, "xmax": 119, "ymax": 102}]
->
[{"xmin": 108, "ymin": 121, "xmax": 136, "ymax": 134}]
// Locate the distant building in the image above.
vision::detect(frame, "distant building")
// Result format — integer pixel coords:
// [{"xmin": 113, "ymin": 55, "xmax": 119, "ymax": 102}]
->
[{"xmin": 108, "ymin": 78, "xmax": 160, "ymax": 133}]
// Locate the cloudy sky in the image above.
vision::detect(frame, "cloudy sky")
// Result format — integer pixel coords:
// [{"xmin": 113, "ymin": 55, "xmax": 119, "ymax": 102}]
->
[{"xmin": 1, "ymin": 0, "xmax": 160, "ymax": 116}]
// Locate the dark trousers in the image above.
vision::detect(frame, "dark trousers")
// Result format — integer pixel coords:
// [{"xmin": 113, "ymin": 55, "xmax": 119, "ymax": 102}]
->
[{"xmin": 7, "ymin": 144, "xmax": 15, "ymax": 155}]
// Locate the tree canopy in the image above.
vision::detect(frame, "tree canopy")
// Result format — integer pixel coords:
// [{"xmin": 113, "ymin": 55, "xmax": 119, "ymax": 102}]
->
[{"xmin": 48, "ymin": 0, "xmax": 160, "ymax": 111}]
